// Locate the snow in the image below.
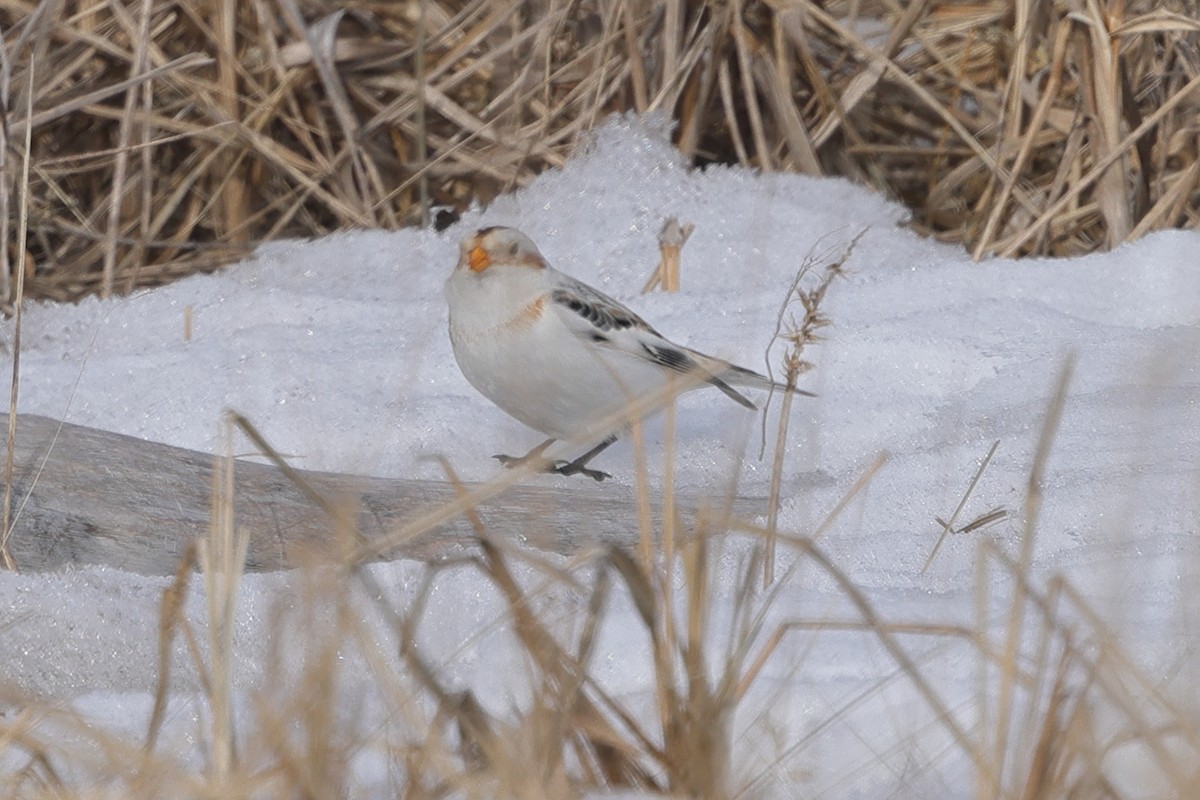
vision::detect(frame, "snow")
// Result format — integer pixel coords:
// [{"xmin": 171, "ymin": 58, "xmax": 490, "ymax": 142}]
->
[{"xmin": 3, "ymin": 115, "xmax": 1198, "ymax": 795}]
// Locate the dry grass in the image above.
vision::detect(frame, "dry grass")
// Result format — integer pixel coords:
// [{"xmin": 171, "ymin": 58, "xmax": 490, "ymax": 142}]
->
[
  {"xmin": 1, "ymin": 381, "xmax": 1197, "ymax": 797},
  {"xmin": 0, "ymin": 8, "xmax": 1196, "ymax": 786},
  {"xmin": 0, "ymin": 0, "xmax": 1196, "ymax": 306}
]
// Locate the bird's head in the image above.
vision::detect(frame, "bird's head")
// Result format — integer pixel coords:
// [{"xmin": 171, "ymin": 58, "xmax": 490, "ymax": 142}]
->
[{"xmin": 457, "ymin": 227, "xmax": 548, "ymax": 274}]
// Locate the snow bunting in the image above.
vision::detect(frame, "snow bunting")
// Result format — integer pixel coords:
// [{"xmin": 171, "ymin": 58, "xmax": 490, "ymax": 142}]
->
[{"xmin": 445, "ymin": 226, "xmax": 810, "ymax": 480}]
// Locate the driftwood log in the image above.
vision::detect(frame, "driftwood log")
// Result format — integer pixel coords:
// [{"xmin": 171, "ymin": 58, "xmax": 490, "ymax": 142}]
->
[{"xmin": 2, "ymin": 415, "xmax": 769, "ymax": 575}]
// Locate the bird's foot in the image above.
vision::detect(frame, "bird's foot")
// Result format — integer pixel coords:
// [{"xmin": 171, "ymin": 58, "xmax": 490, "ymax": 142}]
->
[
  {"xmin": 493, "ymin": 452, "xmax": 609, "ymax": 481},
  {"xmin": 550, "ymin": 459, "xmax": 610, "ymax": 482}
]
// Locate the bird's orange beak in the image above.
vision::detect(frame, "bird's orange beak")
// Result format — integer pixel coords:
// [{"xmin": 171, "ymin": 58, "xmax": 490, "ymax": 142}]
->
[{"xmin": 467, "ymin": 246, "xmax": 490, "ymax": 272}]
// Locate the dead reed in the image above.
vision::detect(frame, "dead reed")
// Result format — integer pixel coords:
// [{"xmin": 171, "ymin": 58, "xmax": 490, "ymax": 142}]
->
[{"xmin": 0, "ymin": 0, "xmax": 1195, "ymax": 306}]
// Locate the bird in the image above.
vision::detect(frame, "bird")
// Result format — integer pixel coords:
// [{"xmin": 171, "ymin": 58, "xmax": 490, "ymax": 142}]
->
[{"xmin": 445, "ymin": 226, "xmax": 811, "ymax": 481}]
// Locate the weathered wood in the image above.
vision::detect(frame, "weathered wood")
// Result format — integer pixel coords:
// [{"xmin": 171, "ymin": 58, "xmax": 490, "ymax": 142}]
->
[{"xmin": 2, "ymin": 415, "xmax": 771, "ymax": 575}]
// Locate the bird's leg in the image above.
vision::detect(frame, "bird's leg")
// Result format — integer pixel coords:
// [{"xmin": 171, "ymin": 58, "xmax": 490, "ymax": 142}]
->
[
  {"xmin": 551, "ymin": 436, "xmax": 617, "ymax": 482},
  {"xmin": 494, "ymin": 438, "xmax": 556, "ymax": 471},
  {"xmin": 495, "ymin": 436, "xmax": 616, "ymax": 481}
]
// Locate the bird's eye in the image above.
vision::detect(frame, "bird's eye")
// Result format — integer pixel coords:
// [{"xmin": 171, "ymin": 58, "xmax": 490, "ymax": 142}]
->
[{"xmin": 507, "ymin": 243, "xmax": 519, "ymax": 257}]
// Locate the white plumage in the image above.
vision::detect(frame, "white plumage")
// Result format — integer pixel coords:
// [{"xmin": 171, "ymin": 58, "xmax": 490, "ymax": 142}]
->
[{"xmin": 445, "ymin": 226, "xmax": 805, "ymax": 479}]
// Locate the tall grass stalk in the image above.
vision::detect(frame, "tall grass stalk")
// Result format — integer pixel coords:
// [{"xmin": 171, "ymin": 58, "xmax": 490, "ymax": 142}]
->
[
  {"xmin": 1, "ymin": 43, "xmax": 33, "ymax": 572},
  {"xmin": 198, "ymin": 416, "xmax": 250, "ymax": 786}
]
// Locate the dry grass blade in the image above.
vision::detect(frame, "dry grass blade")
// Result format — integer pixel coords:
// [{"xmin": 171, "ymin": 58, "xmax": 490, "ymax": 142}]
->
[
  {"xmin": 973, "ymin": 22, "xmax": 1072, "ymax": 259},
  {"xmin": 145, "ymin": 542, "xmax": 198, "ymax": 753},
  {"xmin": 923, "ymin": 439, "xmax": 1003, "ymax": 572},
  {"xmin": 760, "ymin": 228, "xmax": 854, "ymax": 583},
  {"xmin": 423, "ymin": 457, "xmax": 663, "ymax": 792},
  {"xmin": 197, "ymin": 415, "xmax": 251, "ymax": 785},
  {"xmin": 974, "ymin": 539, "xmax": 1200, "ymax": 796},
  {"xmin": 772, "ymin": 526, "xmax": 993, "ymax": 774},
  {"xmin": 989, "ymin": 355, "xmax": 1075, "ymax": 796},
  {"xmin": 0, "ymin": 36, "xmax": 34, "ymax": 571},
  {"xmin": 100, "ymin": 0, "xmax": 153, "ymax": 299}
]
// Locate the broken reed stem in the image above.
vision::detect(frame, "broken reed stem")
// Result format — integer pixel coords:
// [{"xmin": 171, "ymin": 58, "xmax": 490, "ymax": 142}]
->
[{"xmin": 642, "ymin": 217, "xmax": 693, "ymax": 294}]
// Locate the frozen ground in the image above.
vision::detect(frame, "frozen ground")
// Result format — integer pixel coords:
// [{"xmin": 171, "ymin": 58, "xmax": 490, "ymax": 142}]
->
[{"xmin": 2, "ymin": 116, "xmax": 1198, "ymax": 795}]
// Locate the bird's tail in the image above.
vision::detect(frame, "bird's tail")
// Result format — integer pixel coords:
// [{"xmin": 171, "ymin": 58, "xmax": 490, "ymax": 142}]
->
[
  {"xmin": 722, "ymin": 362, "xmax": 815, "ymax": 397},
  {"xmin": 692, "ymin": 353, "xmax": 815, "ymax": 410}
]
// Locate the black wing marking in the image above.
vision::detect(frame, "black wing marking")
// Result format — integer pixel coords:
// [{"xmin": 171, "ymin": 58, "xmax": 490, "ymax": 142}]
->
[
  {"xmin": 639, "ymin": 341, "xmax": 697, "ymax": 373},
  {"xmin": 551, "ymin": 287, "xmax": 653, "ymax": 334},
  {"xmin": 552, "ymin": 282, "xmax": 758, "ymax": 410},
  {"xmin": 639, "ymin": 342, "xmax": 757, "ymax": 410}
]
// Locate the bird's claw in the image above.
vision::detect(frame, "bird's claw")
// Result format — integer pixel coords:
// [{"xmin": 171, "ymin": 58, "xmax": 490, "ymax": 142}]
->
[
  {"xmin": 550, "ymin": 460, "xmax": 610, "ymax": 482},
  {"xmin": 492, "ymin": 453, "xmax": 609, "ymax": 482}
]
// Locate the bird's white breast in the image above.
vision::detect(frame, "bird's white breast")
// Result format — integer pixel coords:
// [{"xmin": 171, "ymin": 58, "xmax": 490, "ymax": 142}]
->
[{"xmin": 446, "ymin": 266, "xmax": 671, "ymax": 440}]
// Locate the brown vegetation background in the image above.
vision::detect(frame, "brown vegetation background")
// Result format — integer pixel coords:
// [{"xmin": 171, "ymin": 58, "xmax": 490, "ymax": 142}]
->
[{"xmin": 0, "ymin": 0, "xmax": 1197, "ymax": 306}]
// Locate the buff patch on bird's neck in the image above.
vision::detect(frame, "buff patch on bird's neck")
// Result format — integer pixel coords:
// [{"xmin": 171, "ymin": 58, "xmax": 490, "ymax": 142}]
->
[
  {"xmin": 454, "ymin": 295, "xmax": 546, "ymax": 343},
  {"xmin": 507, "ymin": 295, "xmax": 547, "ymax": 330}
]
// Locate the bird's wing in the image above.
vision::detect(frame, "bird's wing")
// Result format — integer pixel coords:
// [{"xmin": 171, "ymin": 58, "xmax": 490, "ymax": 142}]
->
[{"xmin": 548, "ymin": 277, "xmax": 758, "ymax": 409}]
